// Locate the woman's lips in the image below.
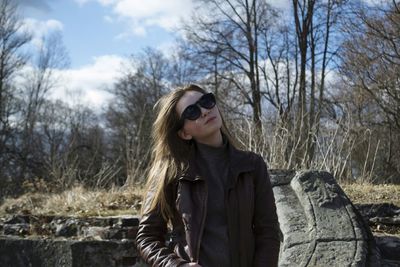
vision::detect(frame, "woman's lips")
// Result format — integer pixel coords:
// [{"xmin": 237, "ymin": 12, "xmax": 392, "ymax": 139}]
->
[{"xmin": 205, "ymin": 116, "xmax": 216, "ymax": 124}]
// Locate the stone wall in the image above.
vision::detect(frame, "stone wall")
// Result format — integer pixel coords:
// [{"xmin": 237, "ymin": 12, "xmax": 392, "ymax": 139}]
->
[
  {"xmin": 0, "ymin": 216, "xmax": 146, "ymax": 267},
  {"xmin": 0, "ymin": 237, "xmax": 144, "ymax": 267}
]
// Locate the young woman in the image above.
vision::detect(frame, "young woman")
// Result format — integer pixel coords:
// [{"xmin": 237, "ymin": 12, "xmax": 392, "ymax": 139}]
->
[{"xmin": 136, "ymin": 84, "xmax": 280, "ymax": 267}]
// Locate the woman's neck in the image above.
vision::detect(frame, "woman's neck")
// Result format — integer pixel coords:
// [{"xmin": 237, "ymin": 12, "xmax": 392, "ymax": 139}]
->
[{"xmin": 196, "ymin": 130, "xmax": 223, "ymax": 147}]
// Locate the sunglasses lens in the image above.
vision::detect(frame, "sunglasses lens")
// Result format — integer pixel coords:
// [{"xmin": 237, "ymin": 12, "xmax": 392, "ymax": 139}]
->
[
  {"xmin": 182, "ymin": 105, "xmax": 201, "ymax": 120},
  {"xmin": 199, "ymin": 93, "xmax": 215, "ymax": 109}
]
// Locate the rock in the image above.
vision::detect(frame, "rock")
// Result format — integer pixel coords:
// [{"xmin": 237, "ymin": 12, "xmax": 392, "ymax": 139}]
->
[
  {"xmin": 4, "ymin": 215, "xmax": 30, "ymax": 224},
  {"xmin": 354, "ymin": 203, "xmax": 400, "ymax": 235},
  {"xmin": 270, "ymin": 170, "xmax": 381, "ymax": 266},
  {"xmin": 370, "ymin": 216, "xmax": 400, "ymax": 225},
  {"xmin": 0, "ymin": 237, "xmax": 73, "ymax": 267},
  {"xmin": 0, "ymin": 236, "xmax": 143, "ymax": 267},
  {"xmin": 81, "ymin": 226, "xmax": 109, "ymax": 239},
  {"xmin": 3, "ymin": 223, "xmax": 30, "ymax": 236},
  {"xmin": 116, "ymin": 216, "xmax": 140, "ymax": 227},
  {"xmin": 374, "ymin": 234, "xmax": 400, "ymax": 261},
  {"xmin": 80, "ymin": 225, "xmax": 138, "ymax": 240},
  {"xmin": 55, "ymin": 218, "xmax": 79, "ymax": 237},
  {"xmin": 355, "ymin": 203, "xmax": 400, "ymax": 218},
  {"xmin": 269, "ymin": 170, "xmax": 296, "ymax": 186}
]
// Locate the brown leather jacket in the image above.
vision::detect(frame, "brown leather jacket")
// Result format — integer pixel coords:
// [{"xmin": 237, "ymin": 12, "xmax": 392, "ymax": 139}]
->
[{"xmin": 136, "ymin": 144, "xmax": 281, "ymax": 267}]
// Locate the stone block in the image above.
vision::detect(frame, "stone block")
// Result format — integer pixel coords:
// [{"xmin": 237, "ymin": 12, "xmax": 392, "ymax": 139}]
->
[{"xmin": 271, "ymin": 170, "xmax": 381, "ymax": 266}]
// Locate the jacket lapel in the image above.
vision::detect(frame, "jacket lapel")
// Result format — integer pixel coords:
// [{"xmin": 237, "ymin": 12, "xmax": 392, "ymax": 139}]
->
[{"xmin": 179, "ymin": 141, "xmax": 256, "ymax": 183}]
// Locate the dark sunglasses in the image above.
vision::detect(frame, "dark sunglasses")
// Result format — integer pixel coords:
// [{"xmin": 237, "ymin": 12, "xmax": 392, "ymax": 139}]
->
[{"xmin": 178, "ymin": 93, "xmax": 216, "ymax": 127}]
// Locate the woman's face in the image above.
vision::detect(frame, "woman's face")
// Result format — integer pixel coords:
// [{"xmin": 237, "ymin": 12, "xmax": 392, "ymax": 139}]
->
[{"xmin": 176, "ymin": 90, "xmax": 222, "ymax": 144}]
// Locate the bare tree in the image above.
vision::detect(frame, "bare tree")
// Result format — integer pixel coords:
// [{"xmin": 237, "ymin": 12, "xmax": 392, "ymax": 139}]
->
[
  {"xmin": 168, "ymin": 43, "xmax": 204, "ymax": 86},
  {"xmin": 19, "ymin": 31, "xmax": 69, "ymax": 179},
  {"xmin": 260, "ymin": 19, "xmax": 298, "ymax": 123},
  {"xmin": 339, "ymin": 0, "xmax": 400, "ymax": 182},
  {"xmin": 305, "ymin": 0, "xmax": 347, "ymax": 166},
  {"xmin": 291, "ymin": 0, "xmax": 316, "ymax": 166},
  {"xmin": 32, "ymin": 98, "xmax": 106, "ymax": 189},
  {"xmin": 107, "ymin": 48, "xmax": 170, "ymax": 185},
  {"xmin": 0, "ymin": 0, "xmax": 31, "ymax": 196},
  {"xmin": 288, "ymin": 0, "xmax": 347, "ymax": 167},
  {"xmin": 0, "ymin": 0, "xmax": 30, "ymax": 123},
  {"xmin": 180, "ymin": 0, "xmax": 278, "ymax": 133}
]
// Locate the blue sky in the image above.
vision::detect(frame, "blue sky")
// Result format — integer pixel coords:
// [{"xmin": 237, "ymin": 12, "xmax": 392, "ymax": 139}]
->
[
  {"xmin": 20, "ymin": 0, "xmax": 182, "ymax": 68},
  {"xmin": 16, "ymin": 0, "xmax": 196, "ymax": 108},
  {"xmin": 16, "ymin": 0, "xmax": 295, "ymax": 109}
]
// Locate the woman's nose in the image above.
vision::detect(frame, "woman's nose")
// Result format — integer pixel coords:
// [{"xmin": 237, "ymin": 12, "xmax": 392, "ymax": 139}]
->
[{"xmin": 200, "ymin": 106, "xmax": 211, "ymax": 117}]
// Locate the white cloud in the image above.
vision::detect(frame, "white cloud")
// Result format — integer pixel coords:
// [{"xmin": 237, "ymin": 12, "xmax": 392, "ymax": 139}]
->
[
  {"xmin": 132, "ymin": 26, "xmax": 147, "ymax": 37},
  {"xmin": 22, "ymin": 18, "xmax": 63, "ymax": 36},
  {"xmin": 50, "ymin": 55, "xmax": 129, "ymax": 109},
  {"xmin": 75, "ymin": 0, "xmax": 193, "ymax": 36},
  {"xmin": 113, "ymin": 0, "xmax": 170, "ymax": 19},
  {"xmin": 156, "ymin": 41, "xmax": 178, "ymax": 58},
  {"xmin": 98, "ymin": 0, "xmax": 118, "ymax": 5},
  {"xmin": 114, "ymin": 0, "xmax": 193, "ymax": 33},
  {"xmin": 21, "ymin": 18, "xmax": 64, "ymax": 48}
]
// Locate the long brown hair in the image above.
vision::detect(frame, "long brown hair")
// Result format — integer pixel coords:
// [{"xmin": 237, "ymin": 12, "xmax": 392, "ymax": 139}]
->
[{"xmin": 143, "ymin": 84, "xmax": 237, "ymax": 220}]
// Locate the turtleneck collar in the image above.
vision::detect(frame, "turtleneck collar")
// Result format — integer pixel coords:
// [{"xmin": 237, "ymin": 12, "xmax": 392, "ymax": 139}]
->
[{"xmin": 195, "ymin": 134, "xmax": 228, "ymax": 161}]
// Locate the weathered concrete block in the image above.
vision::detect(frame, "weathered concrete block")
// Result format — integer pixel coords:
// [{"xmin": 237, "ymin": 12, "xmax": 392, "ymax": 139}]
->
[
  {"xmin": 71, "ymin": 240, "xmax": 138, "ymax": 266},
  {"xmin": 0, "ymin": 237, "xmax": 74, "ymax": 267},
  {"xmin": 0, "ymin": 237, "xmax": 143, "ymax": 267},
  {"xmin": 270, "ymin": 170, "xmax": 381, "ymax": 267}
]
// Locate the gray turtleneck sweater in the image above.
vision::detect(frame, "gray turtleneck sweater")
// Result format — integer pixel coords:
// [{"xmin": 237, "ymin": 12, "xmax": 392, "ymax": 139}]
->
[{"xmin": 195, "ymin": 140, "xmax": 231, "ymax": 267}]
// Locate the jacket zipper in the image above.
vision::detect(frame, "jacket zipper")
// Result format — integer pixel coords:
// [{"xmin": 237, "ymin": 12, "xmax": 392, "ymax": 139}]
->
[{"xmin": 195, "ymin": 179, "xmax": 208, "ymax": 262}]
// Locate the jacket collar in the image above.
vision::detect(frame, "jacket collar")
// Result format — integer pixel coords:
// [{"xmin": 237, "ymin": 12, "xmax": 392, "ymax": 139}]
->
[{"xmin": 179, "ymin": 140, "xmax": 255, "ymax": 182}]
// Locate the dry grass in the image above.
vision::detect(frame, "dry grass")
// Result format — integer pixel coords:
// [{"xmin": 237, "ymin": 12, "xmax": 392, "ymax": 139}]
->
[
  {"xmin": 340, "ymin": 183, "xmax": 400, "ymax": 207},
  {"xmin": 340, "ymin": 182, "xmax": 400, "ymax": 236},
  {"xmin": 0, "ymin": 184, "xmax": 146, "ymax": 217},
  {"xmin": 1, "ymin": 181, "xmax": 398, "ymax": 219}
]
